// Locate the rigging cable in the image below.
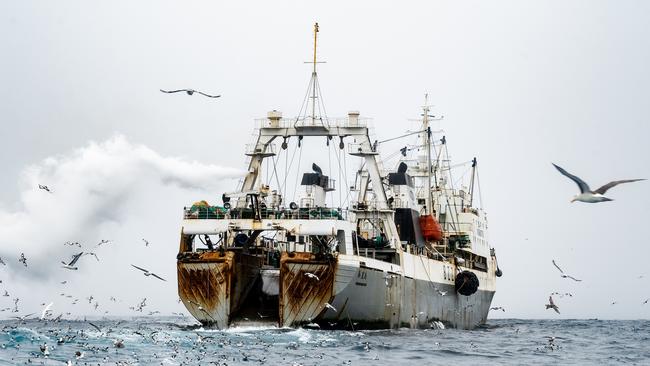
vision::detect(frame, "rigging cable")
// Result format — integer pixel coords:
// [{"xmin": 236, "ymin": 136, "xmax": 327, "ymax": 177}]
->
[{"xmin": 291, "ymin": 142, "xmax": 304, "ymax": 203}]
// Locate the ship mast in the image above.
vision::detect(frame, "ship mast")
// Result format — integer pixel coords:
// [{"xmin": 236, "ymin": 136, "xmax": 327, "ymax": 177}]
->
[
  {"xmin": 311, "ymin": 22, "xmax": 319, "ymax": 125},
  {"xmin": 423, "ymin": 95, "xmax": 433, "ymax": 215},
  {"xmin": 295, "ymin": 22, "xmax": 327, "ymax": 128}
]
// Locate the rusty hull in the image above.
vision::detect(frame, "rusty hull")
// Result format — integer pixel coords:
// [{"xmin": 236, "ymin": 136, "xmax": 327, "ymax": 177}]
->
[
  {"xmin": 279, "ymin": 252, "xmax": 337, "ymax": 327},
  {"xmin": 177, "ymin": 251, "xmax": 234, "ymax": 329}
]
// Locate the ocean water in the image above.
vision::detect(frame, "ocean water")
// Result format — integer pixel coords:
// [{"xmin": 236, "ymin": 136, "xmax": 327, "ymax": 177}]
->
[{"xmin": 0, "ymin": 318, "xmax": 648, "ymax": 365}]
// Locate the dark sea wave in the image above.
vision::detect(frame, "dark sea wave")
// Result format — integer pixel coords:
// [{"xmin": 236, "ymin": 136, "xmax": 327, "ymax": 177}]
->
[{"xmin": 0, "ymin": 318, "xmax": 648, "ymax": 365}]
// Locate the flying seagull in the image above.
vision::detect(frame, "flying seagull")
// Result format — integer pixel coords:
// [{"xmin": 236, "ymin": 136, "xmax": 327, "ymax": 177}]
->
[
  {"xmin": 545, "ymin": 296, "xmax": 560, "ymax": 314},
  {"xmin": 552, "ymin": 163, "xmax": 645, "ymax": 203},
  {"xmin": 131, "ymin": 264, "xmax": 167, "ymax": 281},
  {"xmin": 552, "ymin": 260, "xmax": 582, "ymax": 281},
  {"xmin": 160, "ymin": 89, "xmax": 221, "ymax": 98},
  {"xmin": 19, "ymin": 253, "xmax": 27, "ymax": 267},
  {"xmin": 40, "ymin": 302, "xmax": 53, "ymax": 320},
  {"xmin": 490, "ymin": 306, "xmax": 506, "ymax": 312},
  {"xmin": 38, "ymin": 184, "xmax": 53, "ymax": 193},
  {"xmin": 61, "ymin": 252, "xmax": 84, "ymax": 270},
  {"xmin": 304, "ymin": 272, "xmax": 319, "ymax": 281}
]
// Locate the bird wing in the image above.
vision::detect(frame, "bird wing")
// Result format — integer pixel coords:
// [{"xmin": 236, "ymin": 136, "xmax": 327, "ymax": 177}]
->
[
  {"xmin": 552, "ymin": 163, "xmax": 591, "ymax": 193},
  {"xmin": 160, "ymin": 89, "xmax": 188, "ymax": 94},
  {"xmin": 551, "ymin": 260, "xmax": 565, "ymax": 274},
  {"xmin": 196, "ymin": 91, "xmax": 221, "ymax": 98},
  {"xmin": 151, "ymin": 273, "xmax": 167, "ymax": 281},
  {"xmin": 593, "ymin": 179, "xmax": 646, "ymax": 195},
  {"xmin": 554, "ymin": 307, "xmax": 560, "ymax": 314},
  {"xmin": 69, "ymin": 252, "xmax": 84, "ymax": 266},
  {"xmin": 41, "ymin": 302, "xmax": 53, "ymax": 319},
  {"xmin": 131, "ymin": 264, "xmax": 148, "ymax": 273},
  {"xmin": 566, "ymin": 275, "xmax": 582, "ymax": 282}
]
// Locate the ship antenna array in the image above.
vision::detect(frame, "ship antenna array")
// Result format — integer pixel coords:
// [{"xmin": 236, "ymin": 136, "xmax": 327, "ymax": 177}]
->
[{"xmin": 296, "ymin": 22, "xmax": 328, "ymax": 127}]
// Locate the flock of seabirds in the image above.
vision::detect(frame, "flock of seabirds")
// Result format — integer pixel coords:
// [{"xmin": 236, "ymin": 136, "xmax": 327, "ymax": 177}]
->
[{"xmin": 1, "ymin": 89, "xmax": 647, "ymax": 362}]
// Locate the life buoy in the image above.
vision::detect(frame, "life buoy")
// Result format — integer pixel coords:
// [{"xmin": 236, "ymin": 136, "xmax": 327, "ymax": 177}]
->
[{"xmin": 455, "ymin": 270, "xmax": 479, "ymax": 296}]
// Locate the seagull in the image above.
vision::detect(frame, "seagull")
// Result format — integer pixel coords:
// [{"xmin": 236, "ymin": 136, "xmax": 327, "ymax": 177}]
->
[
  {"xmin": 0, "ymin": 257, "xmax": 5, "ymax": 265},
  {"xmin": 160, "ymin": 89, "xmax": 221, "ymax": 98},
  {"xmin": 188, "ymin": 300, "xmax": 215, "ymax": 321},
  {"xmin": 19, "ymin": 253, "xmax": 27, "ymax": 267},
  {"xmin": 552, "ymin": 163, "xmax": 645, "ymax": 203},
  {"xmin": 113, "ymin": 339, "xmax": 124, "ymax": 348},
  {"xmin": 304, "ymin": 272, "xmax": 319, "ymax": 281},
  {"xmin": 545, "ymin": 296, "xmax": 560, "ymax": 314},
  {"xmin": 142, "ymin": 238, "xmax": 149, "ymax": 247},
  {"xmin": 38, "ymin": 184, "xmax": 53, "ymax": 193},
  {"xmin": 490, "ymin": 306, "xmax": 506, "ymax": 312},
  {"xmin": 131, "ymin": 264, "xmax": 167, "ymax": 281},
  {"xmin": 12, "ymin": 313, "xmax": 35, "ymax": 321},
  {"xmin": 61, "ymin": 252, "xmax": 84, "ymax": 270},
  {"xmin": 40, "ymin": 302, "xmax": 53, "ymax": 320},
  {"xmin": 96, "ymin": 239, "xmax": 111, "ymax": 247},
  {"xmin": 643, "ymin": 299, "xmax": 648, "ymax": 305},
  {"xmin": 552, "ymin": 260, "xmax": 582, "ymax": 281},
  {"xmin": 324, "ymin": 303, "xmax": 337, "ymax": 312}
]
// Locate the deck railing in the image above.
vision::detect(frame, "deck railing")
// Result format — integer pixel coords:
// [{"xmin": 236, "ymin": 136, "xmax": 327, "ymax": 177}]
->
[{"xmin": 183, "ymin": 206, "xmax": 348, "ymax": 221}]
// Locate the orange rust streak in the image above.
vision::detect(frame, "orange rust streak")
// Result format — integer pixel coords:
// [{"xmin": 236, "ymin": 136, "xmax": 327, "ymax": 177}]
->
[
  {"xmin": 280, "ymin": 252, "xmax": 336, "ymax": 326},
  {"xmin": 177, "ymin": 251, "xmax": 234, "ymax": 325}
]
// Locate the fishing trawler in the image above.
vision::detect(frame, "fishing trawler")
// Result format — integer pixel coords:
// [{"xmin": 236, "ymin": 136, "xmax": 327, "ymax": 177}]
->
[{"xmin": 176, "ymin": 23, "xmax": 501, "ymax": 330}]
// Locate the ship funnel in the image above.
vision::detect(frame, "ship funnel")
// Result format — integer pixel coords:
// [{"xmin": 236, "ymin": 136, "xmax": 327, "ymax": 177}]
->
[
  {"xmin": 267, "ymin": 110, "xmax": 282, "ymax": 127},
  {"xmin": 348, "ymin": 111, "xmax": 360, "ymax": 126}
]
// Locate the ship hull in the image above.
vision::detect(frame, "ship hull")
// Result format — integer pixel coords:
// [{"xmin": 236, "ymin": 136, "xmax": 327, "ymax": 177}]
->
[
  {"xmin": 322, "ymin": 268, "xmax": 495, "ymax": 329},
  {"xmin": 277, "ymin": 252, "xmax": 495, "ymax": 329}
]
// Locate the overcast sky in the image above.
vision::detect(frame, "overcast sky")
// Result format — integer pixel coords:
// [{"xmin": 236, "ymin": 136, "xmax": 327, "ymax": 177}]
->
[{"xmin": 1, "ymin": 1, "xmax": 649, "ymax": 320}]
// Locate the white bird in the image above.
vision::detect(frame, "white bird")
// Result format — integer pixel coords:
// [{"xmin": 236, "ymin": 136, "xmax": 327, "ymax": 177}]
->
[
  {"xmin": 552, "ymin": 163, "xmax": 645, "ymax": 203},
  {"xmin": 304, "ymin": 272, "xmax": 319, "ymax": 281},
  {"xmin": 188, "ymin": 300, "xmax": 215, "ymax": 321},
  {"xmin": 160, "ymin": 88, "xmax": 221, "ymax": 98},
  {"xmin": 552, "ymin": 260, "xmax": 582, "ymax": 281},
  {"xmin": 113, "ymin": 339, "xmax": 124, "ymax": 348},
  {"xmin": 131, "ymin": 264, "xmax": 167, "ymax": 281},
  {"xmin": 324, "ymin": 303, "xmax": 337, "ymax": 312},
  {"xmin": 545, "ymin": 296, "xmax": 560, "ymax": 314},
  {"xmin": 38, "ymin": 184, "xmax": 53, "ymax": 193},
  {"xmin": 12, "ymin": 313, "xmax": 35, "ymax": 321},
  {"xmin": 96, "ymin": 239, "xmax": 111, "ymax": 246},
  {"xmin": 61, "ymin": 252, "xmax": 84, "ymax": 270},
  {"xmin": 40, "ymin": 302, "xmax": 53, "ymax": 320}
]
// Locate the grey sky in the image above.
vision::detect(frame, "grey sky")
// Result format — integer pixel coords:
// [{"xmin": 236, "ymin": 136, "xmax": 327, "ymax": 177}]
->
[{"xmin": 1, "ymin": 1, "xmax": 649, "ymax": 319}]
